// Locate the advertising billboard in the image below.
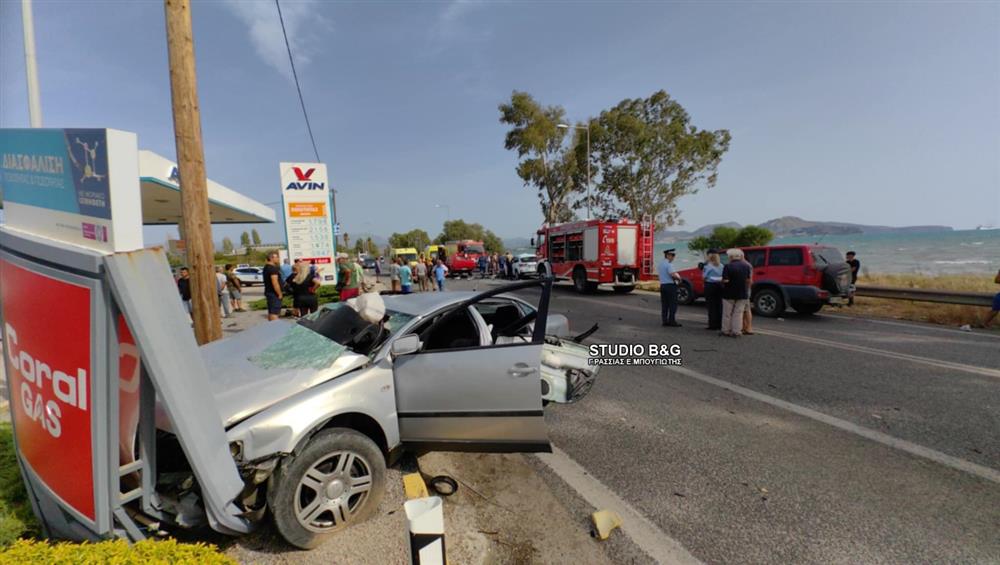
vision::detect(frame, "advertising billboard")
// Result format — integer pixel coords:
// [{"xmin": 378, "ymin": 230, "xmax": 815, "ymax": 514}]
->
[
  {"xmin": 1, "ymin": 258, "xmax": 96, "ymax": 523},
  {"xmin": 279, "ymin": 162, "xmax": 336, "ymax": 284},
  {"xmin": 0, "ymin": 128, "xmax": 142, "ymax": 253}
]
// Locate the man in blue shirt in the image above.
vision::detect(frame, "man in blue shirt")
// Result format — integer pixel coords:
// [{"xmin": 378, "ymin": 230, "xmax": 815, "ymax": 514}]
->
[{"xmin": 658, "ymin": 248, "xmax": 682, "ymax": 327}]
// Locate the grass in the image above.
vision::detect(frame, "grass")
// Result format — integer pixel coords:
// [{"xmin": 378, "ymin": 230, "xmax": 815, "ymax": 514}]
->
[
  {"xmin": 248, "ymin": 285, "xmax": 340, "ymax": 311},
  {"xmin": 0, "ymin": 423, "xmax": 40, "ymax": 546},
  {"xmin": 844, "ymin": 273, "xmax": 997, "ymax": 328}
]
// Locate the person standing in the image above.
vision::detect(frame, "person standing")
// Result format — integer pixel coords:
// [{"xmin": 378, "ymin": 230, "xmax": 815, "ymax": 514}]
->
[
  {"xmin": 702, "ymin": 250, "xmax": 724, "ymax": 330},
  {"xmin": 983, "ymin": 268, "xmax": 1000, "ymax": 329},
  {"xmin": 288, "ymin": 262, "xmax": 321, "ymax": 315},
  {"xmin": 215, "ymin": 266, "xmax": 232, "ymax": 319},
  {"xmin": 374, "ymin": 256, "xmax": 382, "ymax": 282},
  {"xmin": 263, "ymin": 251, "xmax": 284, "ymax": 321},
  {"xmin": 505, "ymin": 251, "xmax": 515, "ymax": 279},
  {"xmin": 721, "ymin": 248, "xmax": 752, "ymax": 337},
  {"xmin": 414, "ymin": 258, "xmax": 428, "ymax": 291},
  {"xmin": 478, "ymin": 254, "xmax": 488, "ymax": 278},
  {"xmin": 225, "ymin": 264, "xmax": 244, "ymax": 312},
  {"xmin": 399, "ymin": 260, "xmax": 413, "ymax": 294},
  {"xmin": 658, "ymin": 249, "xmax": 682, "ymax": 327},
  {"xmin": 338, "ymin": 254, "xmax": 364, "ymax": 301},
  {"xmin": 389, "ymin": 257, "xmax": 401, "ymax": 293},
  {"xmin": 498, "ymin": 253, "xmax": 508, "ymax": 280},
  {"xmin": 846, "ymin": 251, "xmax": 860, "ymax": 306},
  {"xmin": 177, "ymin": 267, "xmax": 192, "ymax": 314},
  {"xmin": 279, "ymin": 258, "xmax": 293, "ymax": 282},
  {"xmin": 434, "ymin": 259, "xmax": 449, "ymax": 291}
]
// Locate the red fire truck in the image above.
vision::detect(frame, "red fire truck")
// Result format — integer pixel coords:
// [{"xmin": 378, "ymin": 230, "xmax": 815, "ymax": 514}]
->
[
  {"xmin": 534, "ymin": 217, "xmax": 655, "ymax": 293},
  {"xmin": 443, "ymin": 239, "xmax": 485, "ymax": 277}
]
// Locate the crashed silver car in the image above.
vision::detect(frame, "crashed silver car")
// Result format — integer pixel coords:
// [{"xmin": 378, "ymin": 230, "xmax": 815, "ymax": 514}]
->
[{"xmin": 155, "ymin": 280, "xmax": 598, "ymax": 548}]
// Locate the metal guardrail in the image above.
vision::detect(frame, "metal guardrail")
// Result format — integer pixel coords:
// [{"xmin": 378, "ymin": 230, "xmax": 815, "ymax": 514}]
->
[{"xmin": 855, "ymin": 286, "xmax": 995, "ymax": 308}]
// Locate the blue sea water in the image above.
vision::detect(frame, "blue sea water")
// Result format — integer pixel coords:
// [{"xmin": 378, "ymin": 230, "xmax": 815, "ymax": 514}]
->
[{"xmin": 656, "ymin": 229, "xmax": 1000, "ymax": 276}]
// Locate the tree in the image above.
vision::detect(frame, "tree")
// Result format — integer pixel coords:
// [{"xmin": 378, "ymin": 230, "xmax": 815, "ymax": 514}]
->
[
  {"xmin": 365, "ymin": 237, "xmax": 374, "ymax": 255},
  {"xmin": 389, "ymin": 229, "xmax": 431, "ymax": 250},
  {"xmin": 221, "ymin": 236, "xmax": 234, "ymax": 254},
  {"xmin": 354, "ymin": 239, "xmax": 365, "ymax": 256},
  {"xmin": 483, "ymin": 230, "xmax": 505, "ymax": 253},
  {"xmin": 435, "ymin": 220, "xmax": 505, "ymax": 254},
  {"xmin": 251, "ymin": 229, "xmax": 261, "ymax": 246},
  {"xmin": 590, "ymin": 90, "xmax": 731, "ymax": 230},
  {"xmin": 240, "ymin": 231, "xmax": 250, "ymax": 248},
  {"xmin": 688, "ymin": 225, "xmax": 773, "ymax": 254},
  {"xmin": 499, "ymin": 91, "xmax": 584, "ymax": 224}
]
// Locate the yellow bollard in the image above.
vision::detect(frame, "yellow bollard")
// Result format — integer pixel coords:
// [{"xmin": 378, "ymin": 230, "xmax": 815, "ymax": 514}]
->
[{"xmin": 591, "ymin": 509, "xmax": 623, "ymax": 540}]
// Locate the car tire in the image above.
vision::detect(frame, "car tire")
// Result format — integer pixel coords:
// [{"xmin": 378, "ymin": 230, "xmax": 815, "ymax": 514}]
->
[
  {"xmin": 677, "ymin": 282, "xmax": 694, "ymax": 305},
  {"xmin": 268, "ymin": 428, "xmax": 386, "ymax": 549},
  {"xmin": 752, "ymin": 288, "xmax": 785, "ymax": 318},
  {"xmin": 537, "ymin": 262, "xmax": 549, "ymax": 279},
  {"xmin": 613, "ymin": 286, "xmax": 634, "ymax": 294},
  {"xmin": 795, "ymin": 303, "xmax": 823, "ymax": 315},
  {"xmin": 572, "ymin": 267, "xmax": 590, "ymax": 293}
]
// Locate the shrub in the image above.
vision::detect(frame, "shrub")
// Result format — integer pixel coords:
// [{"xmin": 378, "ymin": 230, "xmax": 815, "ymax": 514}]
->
[
  {"xmin": 0, "ymin": 538, "xmax": 236, "ymax": 563},
  {"xmin": 0, "ymin": 423, "xmax": 39, "ymax": 546}
]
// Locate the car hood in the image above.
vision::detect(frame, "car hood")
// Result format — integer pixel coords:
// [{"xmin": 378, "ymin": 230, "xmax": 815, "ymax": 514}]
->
[{"xmin": 156, "ymin": 321, "xmax": 369, "ymax": 431}]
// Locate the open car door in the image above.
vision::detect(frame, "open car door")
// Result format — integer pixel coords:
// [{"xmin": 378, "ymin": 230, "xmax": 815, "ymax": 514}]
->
[{"xmin": 391, "ymin": 280, "xmax": 553, "ymax": 452}]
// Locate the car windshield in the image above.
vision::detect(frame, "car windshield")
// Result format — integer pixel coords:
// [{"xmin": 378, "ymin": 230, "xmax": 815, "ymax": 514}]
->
[
  {"xmin": 399, "ymin": 253, "xmax": 418, "ymax": 262},
  {"xmin": 520, "ymin": 256, "xmax": 537, "ymax": 262},
  {"xmin": 465, "ymin": 245, "xmax": 485, "ymax": 255},
  {"xmin": 811, "ymin": 247, "xmax": 844, "ymax": 267}
]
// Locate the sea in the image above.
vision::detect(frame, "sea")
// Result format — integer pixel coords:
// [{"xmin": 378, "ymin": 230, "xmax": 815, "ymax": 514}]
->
[{"xmin": 655, "ymin": 229, "xmax": 1000, "ymax": 276}]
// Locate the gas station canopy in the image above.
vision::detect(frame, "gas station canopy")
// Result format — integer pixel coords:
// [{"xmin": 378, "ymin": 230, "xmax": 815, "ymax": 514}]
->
[{"xmin": 138, "ymin": 150, "xmax": 275, "ymax": 225}]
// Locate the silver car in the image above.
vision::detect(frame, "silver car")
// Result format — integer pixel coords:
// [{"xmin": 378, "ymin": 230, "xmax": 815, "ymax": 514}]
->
[{"xmin": 156, "ymin": 280, "xmax": 598, "ymax": 549}]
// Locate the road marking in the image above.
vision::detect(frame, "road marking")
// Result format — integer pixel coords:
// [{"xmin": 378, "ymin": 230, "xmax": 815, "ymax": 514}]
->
[
  {"xmin": 562, "ymin": 294, "xmax": 1000, "ymax": 379},
  {"xmin": 536, "ymin": 446, "xmax": 703, "ymax": 565},
  {"xmin": 666, "ymin": 364, "xmax": 1000, "ymax": 485},
  {"xmin": 820, "ymin": 312, "xmax": 1000, "ymax": 340}
]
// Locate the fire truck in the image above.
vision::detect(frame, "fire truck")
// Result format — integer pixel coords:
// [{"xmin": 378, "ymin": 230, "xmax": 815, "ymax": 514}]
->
[
  {"xmin": 443, "ymin": 239, "xmax": 485, "ymax": 277},
  {"xmin": 534, "ymin": 217, "xmax": 655, "ymax": 293}
]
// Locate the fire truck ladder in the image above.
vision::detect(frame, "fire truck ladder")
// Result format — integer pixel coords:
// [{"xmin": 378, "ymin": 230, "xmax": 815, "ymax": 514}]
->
[{"xmin": 640, "ymin": 214, "xmax": 655, "ymax": 278}]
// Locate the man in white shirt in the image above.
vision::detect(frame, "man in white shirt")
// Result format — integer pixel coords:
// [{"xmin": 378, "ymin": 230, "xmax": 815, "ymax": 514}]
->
[
  {"xmin": 215, "ymin": 265, "xmax": 231, "ymax": 319},
  {"xmin": 658, "ymin": 248, "xmax": 682, "ymax": 327}
]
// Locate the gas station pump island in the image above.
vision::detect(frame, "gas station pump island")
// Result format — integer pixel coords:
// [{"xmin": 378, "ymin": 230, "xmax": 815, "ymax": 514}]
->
[{"xmin": 0, "ymin": 128, "xmax": 276, "ymax": 541}]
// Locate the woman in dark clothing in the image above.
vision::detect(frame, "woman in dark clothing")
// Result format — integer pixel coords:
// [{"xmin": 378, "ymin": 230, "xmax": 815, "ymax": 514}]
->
[
  {"xmin": 702, "ymin": 250, "xmax": 724, "ymax": 330},
  {"xmin": 287, "ymin": 263, "xmax": 320, "ymax": 316}
]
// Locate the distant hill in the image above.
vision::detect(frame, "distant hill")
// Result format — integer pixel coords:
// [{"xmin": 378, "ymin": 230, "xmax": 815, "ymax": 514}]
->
[{"xmin": 659, "ymin": 216, "xmax": 952, "ymax": 241}]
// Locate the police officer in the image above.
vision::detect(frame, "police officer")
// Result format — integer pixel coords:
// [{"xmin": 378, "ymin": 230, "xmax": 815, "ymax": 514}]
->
[{"xmin": 659, "ymin": 248, "xmax": 682, "ymax": 327}]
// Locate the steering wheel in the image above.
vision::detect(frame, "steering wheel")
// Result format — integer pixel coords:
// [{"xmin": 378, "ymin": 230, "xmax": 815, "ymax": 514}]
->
[{"xmin": 492, "ymin": 310, "xmax": 537, "ymax": 344}]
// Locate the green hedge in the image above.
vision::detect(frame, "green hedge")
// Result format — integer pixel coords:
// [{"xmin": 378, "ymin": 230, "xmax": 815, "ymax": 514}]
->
[
  {"xmin": 248, "ymin": 285, "xmax": 341, "ymax": 311},
  {"xmin": 0, "ymin": 423, "xmax": 38, "ymax": 546},
  {"xmin": 0, "ymin": 539, "xmax": 235, "ymax": 563}
]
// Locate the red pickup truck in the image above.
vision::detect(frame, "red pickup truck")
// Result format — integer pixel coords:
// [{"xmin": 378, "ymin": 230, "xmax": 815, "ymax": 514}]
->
[{"xmin": 675, "ymin": 244, "xmax": 851, "ymax": 317}]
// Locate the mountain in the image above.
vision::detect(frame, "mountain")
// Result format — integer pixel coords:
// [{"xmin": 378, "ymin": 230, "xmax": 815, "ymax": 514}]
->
[
  {"xmin": 658, "ymin": 216, "xmax": 952, "ymax": 241},
  {"xmin": 504, "ymin": 236, "xmax": 532, "ymax": 250}
]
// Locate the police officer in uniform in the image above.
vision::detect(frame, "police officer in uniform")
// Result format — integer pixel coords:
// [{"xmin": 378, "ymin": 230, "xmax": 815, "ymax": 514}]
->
[{"xmin": 659, "ymin": 248, "xmax": 682, "ymax": 327}]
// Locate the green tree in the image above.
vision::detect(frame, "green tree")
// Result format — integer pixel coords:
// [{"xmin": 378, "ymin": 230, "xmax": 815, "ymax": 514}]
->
[
  {"xmin": 389, "ymin": 229, "xmax": 431, "ymax": 250},
  {"xmin": 354, "ymin": 239, "xmax": 365, "ymax": 256},
  {"xmin": 591, "ymin": 90, "xmax": 731, "ymax": 229},
  {"xmin": 483, "ymin": 230, "xmax": 505, "ymax": 253},
  {"xmin": 365, "ymin": 237, "xmax": 374, "ymax": 255},
  {"xmin": 240, "ymin": 231, "xmax": 250, "ymax": 248},
  {"xmin": 688, "ymin": 225, "xmax": 773, "ymax": 254},
  {"xmin": 499, "ymin": 91, "xmax": 584, "ymax": 224},
  {"xmin": 221, "ymin": 236, "xmax": 234, "ymax": 254},
  {"xmin": 251, "ymin": 229, "xmax": 262, "ymax": 246}
]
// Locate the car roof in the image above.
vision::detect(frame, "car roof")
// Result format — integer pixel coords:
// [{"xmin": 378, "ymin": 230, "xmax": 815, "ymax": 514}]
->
[{"xmin": 381, "ymin": 290, "xmax": 519, "ymax": 316}]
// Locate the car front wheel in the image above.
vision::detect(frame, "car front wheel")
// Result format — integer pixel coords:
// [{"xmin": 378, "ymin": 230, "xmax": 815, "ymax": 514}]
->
[{"xmin": 268, "ymin": 428, "xmax": 386, "ymax": 549}]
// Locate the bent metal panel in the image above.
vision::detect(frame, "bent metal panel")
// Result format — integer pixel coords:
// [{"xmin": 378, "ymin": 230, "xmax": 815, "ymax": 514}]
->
[{"xmin": 279, "ymin": 162, "xmax": 336, "ymax": 284}]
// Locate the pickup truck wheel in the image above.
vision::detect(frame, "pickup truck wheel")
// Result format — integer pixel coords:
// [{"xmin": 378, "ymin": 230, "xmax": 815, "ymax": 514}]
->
[
  {"xmin": 573, "ymin": 267, "xmax": 590, "ymax": 293},
  {"xmin": 677, "ymin": 282, "xmax": 694, "ymax": 305},
  {"xmin": 752, "ymin": 288, "xmax": 785, "ymax": 318},
  {"xmin": 269, "ymin": 428, "xmax": 385, "ymax": 549}
]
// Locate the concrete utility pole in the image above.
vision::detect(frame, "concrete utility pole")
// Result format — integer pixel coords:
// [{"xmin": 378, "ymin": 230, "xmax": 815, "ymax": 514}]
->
[
  {"xmin": 22, "ymin": 0, "xmax": 43, "ymax": 127},
  {"xmin": 164, "ymin": 0, "xmax": 220, "ymax": 344}
]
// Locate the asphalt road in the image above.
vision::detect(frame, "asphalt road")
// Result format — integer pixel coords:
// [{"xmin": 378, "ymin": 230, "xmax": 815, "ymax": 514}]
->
[{"xmin": 449, "ymin": 277, "xmax": 1000, "ymax": 564}]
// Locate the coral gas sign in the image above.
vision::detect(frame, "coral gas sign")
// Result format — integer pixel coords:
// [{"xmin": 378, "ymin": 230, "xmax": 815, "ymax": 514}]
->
[{"xmin": 1, "ymin": 259, "xmax": 95, "ymax": 521}]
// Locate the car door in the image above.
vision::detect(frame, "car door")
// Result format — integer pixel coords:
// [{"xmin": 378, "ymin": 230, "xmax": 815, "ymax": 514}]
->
[
  {"xmin": 744, "ymin": 248, "xmax": 768, "ymax": 283},
  {"xmin": 391, "ymin": 280, "xmax": 552, "ymax": 452}
]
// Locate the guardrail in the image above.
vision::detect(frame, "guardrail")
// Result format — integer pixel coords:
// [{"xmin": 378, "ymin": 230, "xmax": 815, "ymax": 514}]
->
[{"xmin": 855, "ymin": 286, "xmax": 994, "ymax": 308}]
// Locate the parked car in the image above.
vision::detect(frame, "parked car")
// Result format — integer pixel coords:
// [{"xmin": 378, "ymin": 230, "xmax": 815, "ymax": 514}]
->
[
  {"xmin": 675, "ymin": 245, "xmax": 851, "ymax": 317},
  {"xmin": 512, "ymin": 254, "xmax": 539, "ymax": 278},
  {"xmin": 155, "ymin": 280, "xmax": 598, "ymax": 549},
  {"xmin": 361, "ymin": 257, "xmax": 376, "ymax": 270},
  {"xmin": 233, "ymin": 266, "xmax": 263, "ymax": 286}
]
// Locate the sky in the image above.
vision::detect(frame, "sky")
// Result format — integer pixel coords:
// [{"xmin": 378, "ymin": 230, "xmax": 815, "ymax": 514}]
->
[{"xmin": 1, "ymin": 0, "xmax": 998, "ymax": 246}]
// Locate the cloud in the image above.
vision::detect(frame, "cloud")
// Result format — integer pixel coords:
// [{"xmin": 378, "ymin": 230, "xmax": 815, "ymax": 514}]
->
[
  {"xmin": 223, "ymin": 0, "xmax": 331, "ymax": 77},
  {"xmin": 431, "ymin": 0, "xmax": 492, "ymax": 46}
]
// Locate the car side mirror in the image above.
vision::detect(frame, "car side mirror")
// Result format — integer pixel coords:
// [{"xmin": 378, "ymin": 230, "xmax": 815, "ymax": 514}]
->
[
  {"xmin": 391, "ymin": 334, "xmax": 422, "ymax": 357},
  {"xmin": 697, "ymin": 262, "xmax": 705, "ymax": 270},
  {"xmin": 530, "ymin": 238, "xmax": 536, "ymax": 247}
]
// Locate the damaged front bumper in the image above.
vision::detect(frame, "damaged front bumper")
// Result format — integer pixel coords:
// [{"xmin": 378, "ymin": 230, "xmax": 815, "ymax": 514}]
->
[{"xmin": 541, "ymin": 338, "xmax": 599, "ymax": 403}]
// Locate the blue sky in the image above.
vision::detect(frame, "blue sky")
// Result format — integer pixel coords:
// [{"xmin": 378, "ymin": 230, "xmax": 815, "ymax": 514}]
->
[{"xmin": 2, "ymin": 0, "xmax": 998, "ymax": 246}]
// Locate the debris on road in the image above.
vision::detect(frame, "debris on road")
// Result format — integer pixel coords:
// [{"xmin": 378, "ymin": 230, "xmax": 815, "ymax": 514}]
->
[
  {"xmin": 591, "ymin": 509, "xmax": 623, "ymax": 540},
  {"xmin": 404, "ymin": 472, "xmax": 430, "ymax": 499}
]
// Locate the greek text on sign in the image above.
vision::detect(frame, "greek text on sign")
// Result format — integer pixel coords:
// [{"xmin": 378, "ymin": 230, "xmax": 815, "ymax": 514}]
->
[{"xmin": 280, "ymin": 162, "xmax": 336, "ymax": 285}]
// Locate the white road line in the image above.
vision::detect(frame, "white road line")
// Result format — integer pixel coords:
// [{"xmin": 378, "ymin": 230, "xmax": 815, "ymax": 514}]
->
[
  {"xmin": 820, "ymin": 312, "xmax": 1000, "ymax": 340},
  {"xmin": 536, "ymin": 446, "xmax": 702, "ymax": 565},
  {"xmin": 563, "ymin": 294, "xmax": 1000, "ymax": 379},
  {"xmin": 666, "ymin": 364, "xmax": 1000, "ymax": 485}
]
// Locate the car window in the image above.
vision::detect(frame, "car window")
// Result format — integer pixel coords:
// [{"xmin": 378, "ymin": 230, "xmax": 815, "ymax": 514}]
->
[
  {"xmin": 745, "ymin": 249, "xmax": 767, "ymax": 267},
  {"xmin": 297, "ymin": 303, "xmax": 414, "ymax": 356},
  {"xmin": 768, "ymin": 248, "xmax": 803, "ymax": 266},
  {"xmin": 811, "ymin": 247, "xmax": 844, "ymax": 266},
  {"xmin": 409, "ymin": 307, "xmax": 483, "ymax": 352},
  {"xmin": 473, "ymin": 300, "xmax": 527, "ymax": 334}
]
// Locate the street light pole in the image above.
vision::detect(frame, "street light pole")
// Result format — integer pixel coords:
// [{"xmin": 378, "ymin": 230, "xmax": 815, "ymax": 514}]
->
[{"xmin": 558, "ymin": 123, "xmax": 591, "ymax": 220}]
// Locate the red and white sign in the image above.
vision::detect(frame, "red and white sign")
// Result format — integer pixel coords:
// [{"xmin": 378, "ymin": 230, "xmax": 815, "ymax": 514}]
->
[
  {"xmin": 1, "ymin": 259, "xmax": 95, "ymax": 521},
  {"xmin": 280, "ymin": 162, "xmax": 336, "ymax": 284}
]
